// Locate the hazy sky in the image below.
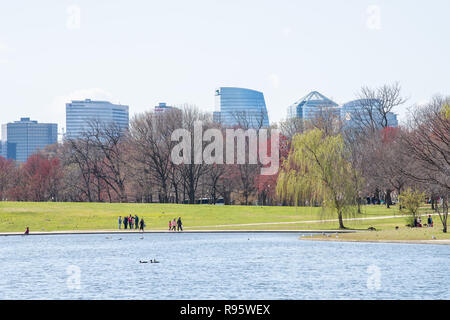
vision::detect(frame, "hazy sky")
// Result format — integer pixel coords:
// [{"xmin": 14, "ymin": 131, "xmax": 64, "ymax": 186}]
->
[{"xmin": 0, "ymin": 0, "xmax": 448, "ymax": 135}]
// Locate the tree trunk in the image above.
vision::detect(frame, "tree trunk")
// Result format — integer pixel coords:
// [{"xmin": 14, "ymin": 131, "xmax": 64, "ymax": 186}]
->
[
  {"xmin": 338, "ymin": 210, "xmax": 345, "ymax": 229},
  {"xmin": 385, "ymin": 189, "xmax": 392, "ymax": 208},
  {"xmin": 443, "ymin": 200, "xmax": 448, "ymax": 233}
]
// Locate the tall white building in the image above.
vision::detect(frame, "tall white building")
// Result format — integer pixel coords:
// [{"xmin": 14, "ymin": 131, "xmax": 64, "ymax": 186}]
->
[{"xmin": 65, "ymin": 99, "xmax": 129, "ymax": 139}]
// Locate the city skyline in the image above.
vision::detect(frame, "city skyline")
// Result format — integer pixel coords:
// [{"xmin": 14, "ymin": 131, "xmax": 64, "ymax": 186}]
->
[
  {"xmin": 0, "ymin": 1, "xmax": 448, "ymax": 133},
  {"xmin": 0, "ymin": 85, "xmax": 401, "ymax": 141}
]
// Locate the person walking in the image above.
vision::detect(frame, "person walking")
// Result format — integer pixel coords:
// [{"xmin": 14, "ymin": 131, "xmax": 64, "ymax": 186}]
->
[
  {"xmin": 124, "ymin": 216, "xmax": 128, "ymax": 229},
  {"xmin": 118, "ymin": 216, "xmax": 122, "ymax": 230},
  {"xmin": 169, "ymin": 220, "xmax": 172, "ymax": 231},
  {"xmin": 177, "ymin": 217, "xmax": 183, "ymax": 232},
  {"xmin": 135, "ymin": 215, "xmax": 139, "ymax": 230},
  {"xmin": 140, "ymin": 218, "xmax": 145, "ymax": 232},
  {"xmin": 172, "ymin": 218, "xmax": 176, "ymax": 231}
]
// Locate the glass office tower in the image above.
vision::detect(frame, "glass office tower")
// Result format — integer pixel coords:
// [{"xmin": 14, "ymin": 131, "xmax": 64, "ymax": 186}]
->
[
  {"xmin": 287, "ymin": 91, "xmax": 340, "ymax": 120},
  {"xmin": 66, "ymin": 99, "xmax": 129, "ymax": 139},
  {"xmin": 0, "ymin": 141, "xmax": 5, "ymax": 159},
  {"xmin": 341, "ymin": 99, "xmax": 399, "ymax": 128},
  {"xmin": 2, "ymin": 118, "xmax": 57, "ymax": 162},
  {"xmin": 214, "ymin": 87, "xmax": 270, "ymax": 128}
]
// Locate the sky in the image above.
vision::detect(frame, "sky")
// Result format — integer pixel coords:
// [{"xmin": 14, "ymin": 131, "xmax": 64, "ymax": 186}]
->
[{"xmin": 0, "ymin": 0, "xmax": 449, "ymax": 136}]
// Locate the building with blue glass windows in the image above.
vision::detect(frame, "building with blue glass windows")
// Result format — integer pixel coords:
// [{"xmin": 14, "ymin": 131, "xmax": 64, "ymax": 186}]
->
[
  {"xmin": 65, "ymin": 99, "xmax": 129, "ymax": 140},
  {"xmin": 287, "ymin": 91, "xmax": 399, "ymax": 129},
  {"xmin": 340, "ymin": 99, "xmax": 398, "ymax": 128},
  {"xmin": 213, "ymin": 87, "xmax": 270, "ymax": 128},
  {"xmin": 1, "ymin": 118, "xmax": 57, "ymax": 162},
  {"xmin": 287, "ymin": 91, "xmax": 340, "ymax": 120},
  {"xmin": 0, "ymin": 141, "xmax": 5, "ymax": 159},
  {"xmin": 154, "ymin": 102, "xmax": 176, "ymax": 113}
]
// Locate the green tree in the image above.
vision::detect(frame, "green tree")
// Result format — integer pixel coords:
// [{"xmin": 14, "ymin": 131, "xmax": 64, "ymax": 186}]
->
[
  {"xmin": 276, "ymin": 128, "xmax": 358, "ymax": 229},
  {"xmin": 398, "ymin": 188, "xmax": 425, "ymax": 227},
  {"xmin": 443, "ymin": 103, "xmax": 450, "ymax": 119}
]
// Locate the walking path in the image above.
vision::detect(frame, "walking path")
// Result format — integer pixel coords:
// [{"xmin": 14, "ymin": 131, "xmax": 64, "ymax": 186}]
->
[
  {"xmin": 183, "ymin": 213, "xmax": 440, "ymax": 229},
  {"xmin": 0, "ymin": 229, "xmax": 355, "ymax": 236}
]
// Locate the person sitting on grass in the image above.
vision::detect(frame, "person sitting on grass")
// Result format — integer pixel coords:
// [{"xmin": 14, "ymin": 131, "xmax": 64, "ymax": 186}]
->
[{"xmin": 24, "ymin": 226, "xmax": 29, "ymax": 235}]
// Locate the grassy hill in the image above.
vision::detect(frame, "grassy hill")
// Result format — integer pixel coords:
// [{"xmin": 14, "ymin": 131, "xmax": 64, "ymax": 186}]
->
[{"xmin": 0, "ymin": 201, "xmax": 434, "ymax": 233}]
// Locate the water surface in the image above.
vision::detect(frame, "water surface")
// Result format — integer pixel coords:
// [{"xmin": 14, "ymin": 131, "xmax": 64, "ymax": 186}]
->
[{"xmin": 0, "ymin": 232, "xmax": 449, "ymax": 299}]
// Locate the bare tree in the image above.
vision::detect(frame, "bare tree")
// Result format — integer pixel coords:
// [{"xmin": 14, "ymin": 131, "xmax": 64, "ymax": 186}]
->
[
  {"xmin": 65, "ymin": 133, "xmax": 98, "ymax": 202},
  {"xmin": 65, "ymin": 120, "xmax": 129, "ymax": 202},
  {"xmin": 399, "ymin": 96, "xmax": 449, "ymax": 232},
  {"xmin": 354, "ymin": 82, "xmax": 407, "ymax": 131},
  {"xmin": 279, "ymin": 117, "xmax": 304, "ymax": 139},
  {"xmin": 129, "ymin": 108, "xmax": 182, "ymax": 203},
  {"xmin": 304, "ymin": 106, "xmax": 342, "ymax": 137},
  {"xmin": 175, "ymin": 105, "xmax": 211, "ymax": 204},
  {"xmin": 230, "ymin": 109, "xmax": 267, "ymax": 130},
  {"xmin": 88, "ymin": 120, "xmax": 129, "ymax": 202}
]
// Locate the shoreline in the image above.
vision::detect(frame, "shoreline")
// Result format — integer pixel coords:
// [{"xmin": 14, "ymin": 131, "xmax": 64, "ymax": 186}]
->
[
  {"xmin": 0, "ymin": 229, "xmax": 356, "ymax": 237},
  {"xmin": 300, "ymin": 237, "xmax": 450, "ymax": 245},
  {"xmin": 1, "ymin": 229, "xmax": 448, "ymax": 245}
]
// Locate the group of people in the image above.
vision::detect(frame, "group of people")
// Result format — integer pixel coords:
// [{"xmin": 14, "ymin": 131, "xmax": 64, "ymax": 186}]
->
[
  {"xmin": 414, "ymin": 215, "xmax": 434, "ymax": 228},
  {"xmin": 169, "ymin": 217, "xmax": 183, "ymax": 232},
  {"xmin": 119, "ymin": 215, "xmax": 145, "ymax": 231},
  {"xmin": 117, "ymin": 215, "xmax": 183, "ymax": 232}
]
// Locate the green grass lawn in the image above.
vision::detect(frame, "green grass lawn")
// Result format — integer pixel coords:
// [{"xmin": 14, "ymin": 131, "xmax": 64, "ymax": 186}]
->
[{"xmin": 0, "ymin": 201, "xmax": 445, "ymax": 241}]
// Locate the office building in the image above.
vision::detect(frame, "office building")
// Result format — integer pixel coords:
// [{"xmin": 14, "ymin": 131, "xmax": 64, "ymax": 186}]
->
[
  {"xmin": 213, "ymin": 87, "xmax": 270, "ymax": 128},
  {"xmin": 341, "ymin": 99, "xmax": 399, "ymax": 128},
  {"xmin": 154, "ymin": 102, "xmax": 175, "ymax": 113},
  {"xmin": 0, "ymin": 141, "xmax": 5, "ymax": 159},
  {"xmin": 287, "ymin": 91, "xmax": 340, "ymax": 120},
  {"xmin": 2, "ymin": 118, "xmax": 57, "ymax": 162},
  {"xmin": 66, "ymin": 99, "xmax": 129, "ymax": 139}
]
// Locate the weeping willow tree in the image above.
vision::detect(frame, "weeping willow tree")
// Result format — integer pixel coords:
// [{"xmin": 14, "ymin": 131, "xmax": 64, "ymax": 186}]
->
[{"xmin": 277, "ymin": 128, "xmax": 359, "ymax": 229}]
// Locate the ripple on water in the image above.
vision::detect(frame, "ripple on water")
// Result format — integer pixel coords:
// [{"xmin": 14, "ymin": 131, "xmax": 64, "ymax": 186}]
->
[{"xmin": 0, "ymin": 233, "xmax": 449, "ymax": 299}]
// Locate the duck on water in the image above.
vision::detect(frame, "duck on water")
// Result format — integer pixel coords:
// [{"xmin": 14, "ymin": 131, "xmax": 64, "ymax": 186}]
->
[{"xmin": 139, "ymin": 259, "xmax": 160, "ymax": 264}]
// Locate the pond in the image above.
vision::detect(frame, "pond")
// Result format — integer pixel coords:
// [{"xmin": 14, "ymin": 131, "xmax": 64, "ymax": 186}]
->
[{"xmin": 0, "ymin": 232, "xmax": 449, "ymax": 299}]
